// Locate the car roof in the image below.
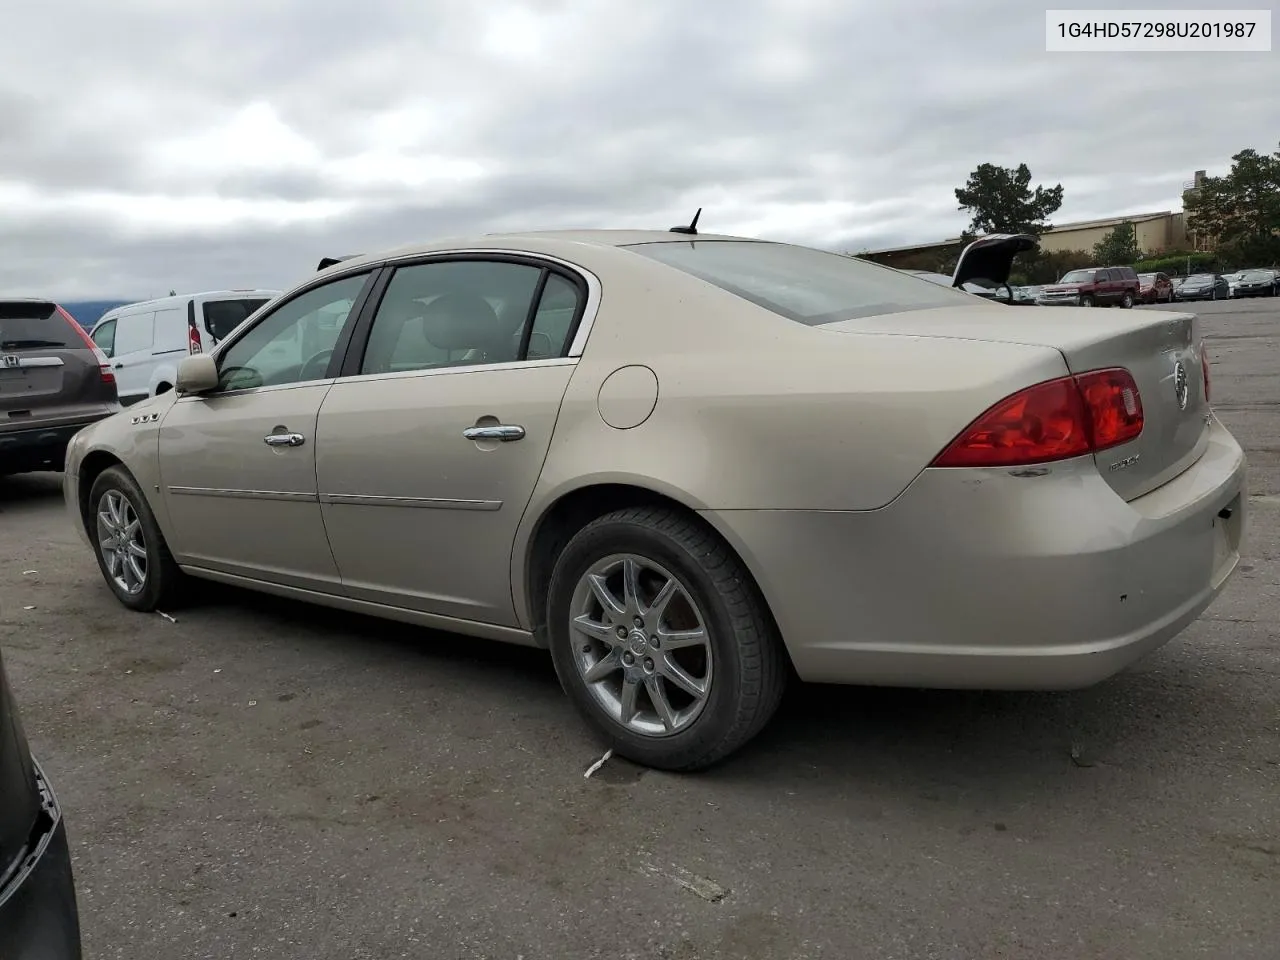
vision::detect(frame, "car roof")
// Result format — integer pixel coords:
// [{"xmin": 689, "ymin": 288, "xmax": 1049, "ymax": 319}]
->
[{"xmin": 320, "ymin": 230, "xmax": 765, "ymax": 275}]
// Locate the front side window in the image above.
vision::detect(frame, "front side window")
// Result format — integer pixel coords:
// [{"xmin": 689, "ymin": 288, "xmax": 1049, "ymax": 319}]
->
[
  {"xmin": 216, "ymin": 274, "xmax": 368, "ymax": 392},
  {"xmin": 624, "ymin": 240, "xmax": 974, "ymax": 325},
  {"xmin": 359, "ymin": 259, "xmax": 546, "ymax": 375},
  {"xmin": 91, "ymin": 319, "xmax": 117, "ymax": 357}
]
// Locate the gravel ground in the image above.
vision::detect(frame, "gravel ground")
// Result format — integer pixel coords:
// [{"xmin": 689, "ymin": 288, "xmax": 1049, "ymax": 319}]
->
[{"xmin": 2, "ymin": 297, "xmax": 1277, "ymax": 960}]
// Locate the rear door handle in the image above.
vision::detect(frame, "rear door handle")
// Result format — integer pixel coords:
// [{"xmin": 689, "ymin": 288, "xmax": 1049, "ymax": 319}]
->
[
  {"xmin": 264, "ymin": 432, "xmax": 306, "ymax": 447},
  {"xmin": 463, "ymin": 424, "xmax": 525, "ymax": 442}
]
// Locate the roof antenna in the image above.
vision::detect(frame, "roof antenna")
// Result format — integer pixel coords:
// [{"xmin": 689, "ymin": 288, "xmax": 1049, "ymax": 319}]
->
[{"xmin": 669, "ymin": 207, "xmax": 702, "ymax": 235}]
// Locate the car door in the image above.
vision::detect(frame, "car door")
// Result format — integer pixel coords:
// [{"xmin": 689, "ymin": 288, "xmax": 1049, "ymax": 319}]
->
[
  {"xmin": 157, "ymin": 271, "xmax": 376, "ymax": 590},
  {"xmin": 316, "ymin": 256, "xmax": 586, "ymax": 627},
  {"xmin": 109, "ymin": 310, "xmax": 155, "ymax": 404}
]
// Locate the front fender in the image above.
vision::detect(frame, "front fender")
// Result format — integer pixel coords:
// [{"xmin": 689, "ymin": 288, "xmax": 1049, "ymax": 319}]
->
[{"xmin": 64, "ymin": 393, "xmax": 177, "ymax": 544}]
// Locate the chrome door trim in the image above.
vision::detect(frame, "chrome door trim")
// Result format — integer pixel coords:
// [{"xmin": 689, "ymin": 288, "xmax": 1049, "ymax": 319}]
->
[
  {"xmin": 319, "ymin": 493, "xmax": 503, "ymax": 511},
  {"xmin": 167, "ymin": 486, "xmax": 318, "ymax": 503}
]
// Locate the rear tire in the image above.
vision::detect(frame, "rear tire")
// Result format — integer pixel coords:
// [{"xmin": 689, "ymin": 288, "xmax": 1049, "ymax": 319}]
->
[
  {"xmin": 88, "ymin": 465, "xmax": 185, "ymax": 611},
  {"xmin": 1121, "ymin": 291, "xmax": 1134, "ymax": 309},
  {"xmin": 546, "ymin": 506, "xmax": 787, "ymax": 771}
]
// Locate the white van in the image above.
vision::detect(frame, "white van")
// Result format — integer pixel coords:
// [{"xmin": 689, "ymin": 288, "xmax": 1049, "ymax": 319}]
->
[{"xmin": 89, "ymin": 290, "xmax": 280, "ymax": 405}]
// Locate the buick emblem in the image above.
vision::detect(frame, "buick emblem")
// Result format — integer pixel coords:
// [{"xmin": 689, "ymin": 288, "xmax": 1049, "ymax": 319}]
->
[{"xmin": 1173, "ymin": 360, "xmax": 1189, "ymax": 411}]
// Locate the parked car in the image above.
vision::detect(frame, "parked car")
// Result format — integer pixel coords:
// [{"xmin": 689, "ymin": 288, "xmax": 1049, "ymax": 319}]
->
[
  {"xmin": 1173, "ymin": 273, "xmax": 1230, "ymax": 301},
  {"xmin": 90, "ymin": 290, "xmax": 280, "ymax": 406},
  {"xmin": 1137, "ymin": 272, "xmax": 1175, "ymax": 304},
  {"xmin": 1231, "ymin": 268, "xmax": 1278, "ymax": 298},
  {"xmin": 1010, "ymin": 285, "xmax": 1043, "ymax": 305},
  {"xmin": 1, "ymin": 299, "xmax": 120, "ymax": 476},
  {"xmin": 0, "ymin": 642, "xmax": 84, "ymax": 958},
  {"xmin": 63, "ymin": 228, "xmax": 1245, "ymax": 771},
  {"xmin": 1037, "ymin": 265, "xmax": 1142, "ymax": 307}
]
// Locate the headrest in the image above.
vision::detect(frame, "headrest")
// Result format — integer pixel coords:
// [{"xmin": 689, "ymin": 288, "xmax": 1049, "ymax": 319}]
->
[{"xmin": 419, "ymin": 293, "xmax": 503, "ymax": 351}]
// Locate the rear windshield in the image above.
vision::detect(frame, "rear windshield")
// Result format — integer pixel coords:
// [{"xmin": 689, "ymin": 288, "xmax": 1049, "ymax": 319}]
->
[
  {"xmin": 623, "ymin": 240, "xmax": 974, "ymax": 325},
  {"xmin": 0, "ymin": 300, "xmax": 80, "ymax": 350},
  {"xmin": 203, "ymin": 298, "xmax": 272, "ymax": 342}
]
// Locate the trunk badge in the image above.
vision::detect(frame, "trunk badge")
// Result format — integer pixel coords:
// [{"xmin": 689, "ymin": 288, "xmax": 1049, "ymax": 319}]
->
[{"xmin": 1173, "ymin": 360, "xmax": 1189, "ymax": 411}]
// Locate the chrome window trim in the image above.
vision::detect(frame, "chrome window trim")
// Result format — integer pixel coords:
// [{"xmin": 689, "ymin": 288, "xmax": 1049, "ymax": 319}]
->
[{"xmin": 334, "ymin": 356, "xmax": 577, "ymax": 388}]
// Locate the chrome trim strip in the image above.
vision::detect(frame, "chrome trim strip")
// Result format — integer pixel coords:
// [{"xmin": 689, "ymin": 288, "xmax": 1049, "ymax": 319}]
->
[
  {"xmin": 168, "ymin": 486, "xmax": 317, "ymax": 503},
  {"xmin": 319, "ymin": 493, "xmax": 502, "ymax": 511},
  {"xmin": 332, "ymin": 356, "xmax": 575, "ymax": 387},
  {"xmin": 174, "ymin": 377, "xmax": 338, "ymax": 402},
  {"xmin": 12, "ymin": 356, "xmax": 65, "ymax": 368}
]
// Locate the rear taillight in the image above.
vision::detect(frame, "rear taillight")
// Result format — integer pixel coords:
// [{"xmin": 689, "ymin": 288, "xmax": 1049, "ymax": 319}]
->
[
  {"xmin": 55, "ymin": 305, "xmax": 115, "ymax": 384},
  {"xmin": 188, "ymin": 321, "xmax": 202, "ymax": 354},
  {"xmin": 931, "ymin": 367, "xmax": 1144, "ymax": 468},
  {"xmin": 1201, "ymin": 342, "xmax": 1211, "ymax": 403}
]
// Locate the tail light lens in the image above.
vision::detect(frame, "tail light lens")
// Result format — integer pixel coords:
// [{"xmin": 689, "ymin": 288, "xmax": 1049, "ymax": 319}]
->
[
  {"xmin": 188, "ymin": 321, "xmax": 202, "ymax": 354},
  {"xmin": 56, "ymin": 305, "xmax": 115, "ymax": 384},
  {"xmin": 931, "ymin": 367, "xmax": 1144, "ymax": 468},
  {"xmin": 1201, "ymin": 342, "xmax": 1211, "ymax": 403}
]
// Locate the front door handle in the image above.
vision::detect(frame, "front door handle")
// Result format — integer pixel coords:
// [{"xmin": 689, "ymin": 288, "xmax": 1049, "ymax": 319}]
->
[
  {"xmin": 463, "ymin": 424, "xmax": 525, "ymax": 442},
  {"xmin": 264, "ymin": 432, "xmax": 306, "ymax": 447}
]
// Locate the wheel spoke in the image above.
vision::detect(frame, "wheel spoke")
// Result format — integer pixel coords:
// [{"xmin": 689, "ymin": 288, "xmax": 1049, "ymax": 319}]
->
[
  {"xmin": 106, "ymin": 551, "xmax": 121, "ymax": 576},
  {"xmin": 99, "ymin": 537, "xmax": 115, "ymax": 552},
  {"xmin": 126, "ymin": 541, "xmax": 148, "ymax": 559},
  {"xmin": 658, "ymin": 626, "xmax": 706, "ymax": 650},
  {"xmin": 587, "ymin": 573, "xmax": 625, "ymax": 622},
  {"xmin": 618, "ymin": 677, "xmax": 640, "ymax": 724},
  {"xmin": 621, "ymin": 558, "xmax": 641, "ymax": 614},
  {"xmin": 660, "ymin": 655, "xmax": 707, "ymax": 699},
  {"xmin": 582, "ymin": 650, "xmax": 622, "ymax": 683},
  {"xmin": 97, "ymin": 511, "xmax": 115, "ymax": 533},
  {"xmin": 572, "ymin": 614, "xmax": 616, "ymax": 642},
  {"xmin": 646, "ymin": 676, "xmax": 677, "ymax": 731},
  {"xmin": 645, "ymin": 577, "xmax": 678, "ymax": 622},
  {"xmin": 125, "ymin": 555, "xmax": 146, "ymax": 587},
  {"xmin": 124, "ymin": 517, "xmax": 141, "ymax": 539}
]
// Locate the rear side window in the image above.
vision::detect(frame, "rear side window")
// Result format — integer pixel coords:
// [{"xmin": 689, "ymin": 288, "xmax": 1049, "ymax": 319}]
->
[
  {"xmin": 0, "ymin": 301, "xmax": 81, "ymax": 349},
  {"xmin": 624, "ymin": 240, "xmax": 974, "ymax": 325},
  {"xmin": 203, "ymin": 298, "xmax": 272, "ymax": 343}
]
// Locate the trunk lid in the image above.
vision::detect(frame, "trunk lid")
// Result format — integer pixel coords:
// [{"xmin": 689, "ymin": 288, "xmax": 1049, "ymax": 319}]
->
[
  {"xmin": 0, "ymin": 300, "xmax": 115, "ymax": 425},
  {"xmin": 950, "ymin": 233, "xmax": 1040, "ymax": 287},
  {"xmin": 823, "ymin": 304, "xmax": 1209, "ymax": 501}
]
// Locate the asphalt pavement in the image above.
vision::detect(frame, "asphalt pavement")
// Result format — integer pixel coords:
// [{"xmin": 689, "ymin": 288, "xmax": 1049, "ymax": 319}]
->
[{"xmin": 1, "ymin": 297, "xmax": 1277, "ymax": 960}]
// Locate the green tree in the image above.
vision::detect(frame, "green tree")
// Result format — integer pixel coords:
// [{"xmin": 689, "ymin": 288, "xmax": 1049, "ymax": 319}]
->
[
  {"xmin": 1185, "ymin": 143, "xmax": 1280, "ymax": 266},
  {"xmin": 954, "ymin": 162, "xmax": 1065, "ymax": 237},
  {"xmin": 1092, "ymin": 221, "xmax": 1143, "ymax": 265}
]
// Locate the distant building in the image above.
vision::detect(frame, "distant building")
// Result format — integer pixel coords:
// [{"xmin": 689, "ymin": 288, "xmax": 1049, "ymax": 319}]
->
[{"xmin": 859, "ymin": 211, "xmax": 1190, "ymax": 268}]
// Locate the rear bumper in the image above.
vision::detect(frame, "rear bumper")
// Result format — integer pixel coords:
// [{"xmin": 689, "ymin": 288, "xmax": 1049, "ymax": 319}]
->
[
  {"xmin": 0, "ymin": 416, "xmax": 112, "ymax": 474},
  {"xmin": 704, "ymin": 417, "xmax": 1247, "ymax": 689},
  {"xmin": 0, "ymin": 758, "xmax": 83, "ymax": 960}
]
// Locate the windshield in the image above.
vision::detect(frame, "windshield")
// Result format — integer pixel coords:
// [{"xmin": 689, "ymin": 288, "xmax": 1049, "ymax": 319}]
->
[
  {"xmin": 1242, "ymin": 270, "xmax": 1273, "ymax": 280},
  {"xmin": 1186, "ymin": 274, "xmax": 1213, "ymax": 282},
  {"xmin": 0, "ymin": 300, "xmax": 81, "ymax": 350},
  {"xmin": 1059, "ymin": 270, "xmax": 1095, "ymax": 283},
  {"xmin": 623, "ymin": 240, "xmax": 975, "ymax": 325}
]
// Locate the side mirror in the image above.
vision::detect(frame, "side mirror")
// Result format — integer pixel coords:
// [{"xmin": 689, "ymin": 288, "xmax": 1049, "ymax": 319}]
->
[{"xmin": 175, "ymin": 354, "xmax": 219, "ymax": 396}]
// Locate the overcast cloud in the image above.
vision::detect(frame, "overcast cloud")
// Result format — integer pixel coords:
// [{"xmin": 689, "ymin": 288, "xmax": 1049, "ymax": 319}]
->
[{"xmin": 1, "ymin": 0, "xmax": 1276, "ymax": 298}]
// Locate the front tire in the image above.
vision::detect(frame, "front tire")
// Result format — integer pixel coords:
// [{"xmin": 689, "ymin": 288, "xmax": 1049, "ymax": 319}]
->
[
  {"xmin": 88, "ymin": 465, "xmax": 185, "ymax": 611},
  {"xmin": 546, "ymin": 506, "xmax": 787, "ymax": 771},
  {"xmin": 1079, "ymin": 295, "xmax": 1095, "ymax": 308}
]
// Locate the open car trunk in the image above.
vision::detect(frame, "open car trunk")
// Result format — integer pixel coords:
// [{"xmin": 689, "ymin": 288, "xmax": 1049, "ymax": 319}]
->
[{"xmin": 0, "ymin": 646, "xmax": 43, "ymax": 901}]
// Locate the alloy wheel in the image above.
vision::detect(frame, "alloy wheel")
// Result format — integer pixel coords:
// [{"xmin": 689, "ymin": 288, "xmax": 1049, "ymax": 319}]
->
[
  {"xmin": 96, "ymin": 490, "xmax": 148, "ymax": 595},
  {"xmin": 568, "ymin": 554, "xmax": 713, "ymax": 738}
]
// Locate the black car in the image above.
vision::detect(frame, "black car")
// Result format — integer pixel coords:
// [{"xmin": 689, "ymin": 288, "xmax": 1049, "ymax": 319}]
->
[
  {"xmin": 1173, "ymin": 273, "xmax": 1230, "ymax": 301},
  {"xmin": 0, "ymin": 643, "xmax": 83, "ymax": 958},
  {"xmin": 1, "ymin": 299, "xmax": 120, "ymax": 476},
  {"xmin": 1232, "ymin": 268, "xmax": 1278, "ymax": 298}
]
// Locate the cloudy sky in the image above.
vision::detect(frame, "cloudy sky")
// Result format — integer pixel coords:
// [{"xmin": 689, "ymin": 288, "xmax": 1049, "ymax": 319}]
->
[{"xmin": 1, "ymin": 0, "xmax": 1276, "ymax": 299}]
